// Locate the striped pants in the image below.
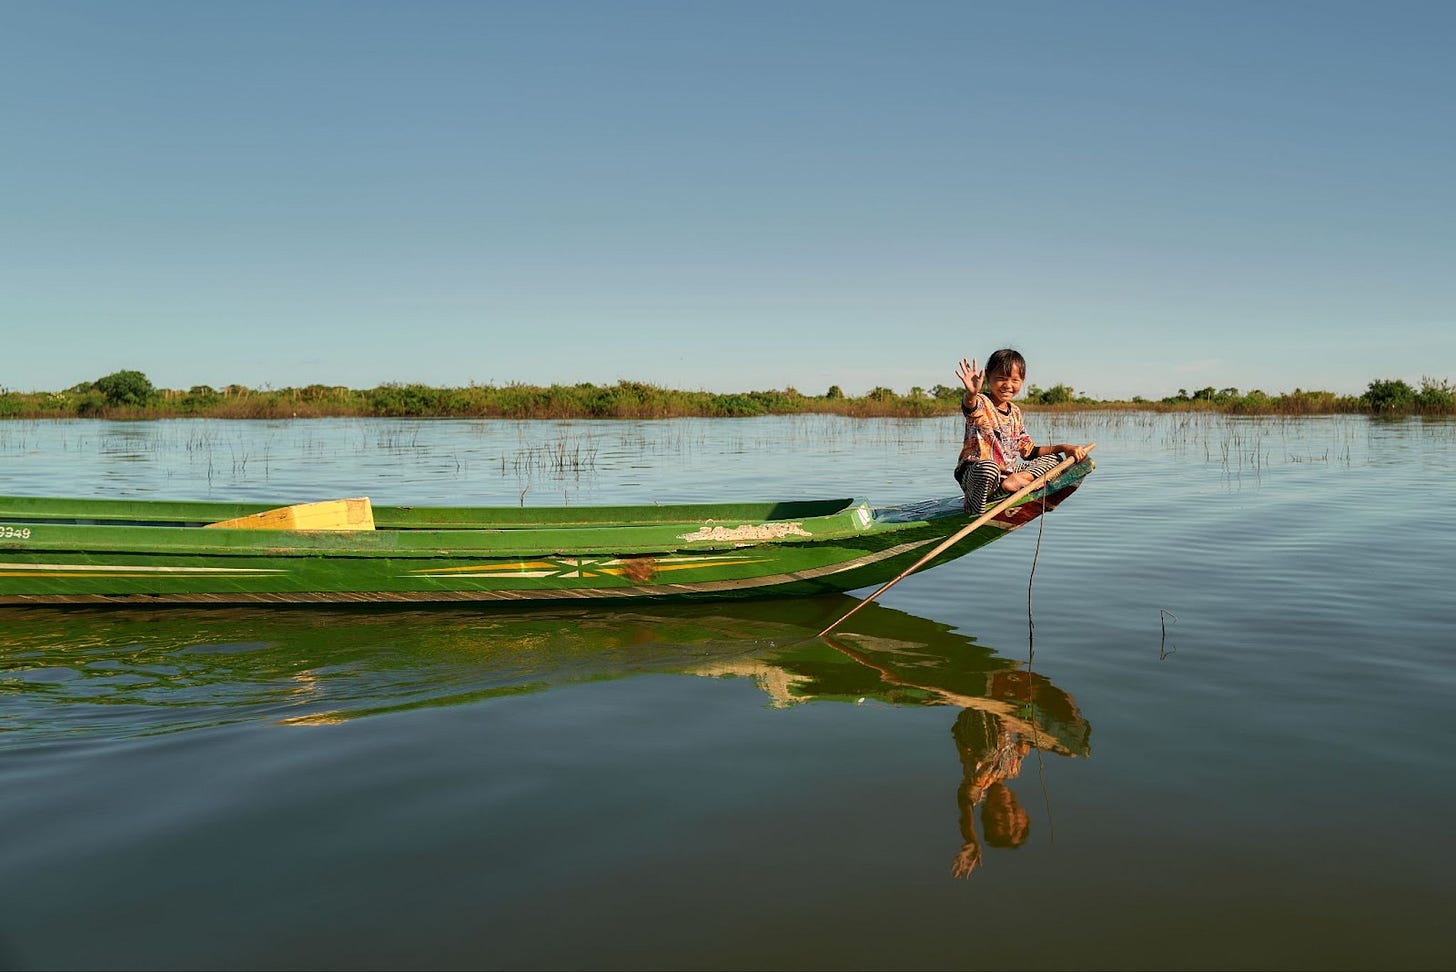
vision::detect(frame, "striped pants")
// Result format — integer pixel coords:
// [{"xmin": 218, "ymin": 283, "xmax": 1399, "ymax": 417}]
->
[{"xmin": 954, "ymin": 455, "xmax": 1064, "ymax": 516}]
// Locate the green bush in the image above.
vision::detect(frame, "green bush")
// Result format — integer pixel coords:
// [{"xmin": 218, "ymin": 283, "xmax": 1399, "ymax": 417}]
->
[
  {"xmin": 709, "ymin": 394, "xmax": 768, "ymax": 416},
  {"xmin": 74, "ymin": 388, "xmax": 111, "ymax": 416},
  {"xmin": 1363, "ymin": 379, "xmax": 1417, "ymax": 412},
  {"xmin": 365, "ymin": 383, "xmax": 456, "ymax": 416},
  {"xmin": 745, "ymin": 389, "xmax": 804, "ymax": 413},
  {"xmin": 1028, "ymin": 383, "xmax": 1076, "ymax": 405},
  {"xmin": 492, "ymin": 383, "xmax": 557, "ymax": 418},
  {"xmin": 180, "ymin": 385, "xmax": 222, "ymax": 412},
  {"xmin": 94, "ymin": 369, "xmax": 154, "ymax": 407},
  {"xmin": 1416, "ymin": 377, "xmax": 1456, "ymax": 414},
  {"xmin": 1228, "ymin": 390, "xmax": 1272, "ymax": 414},
  {"xmin": 1277, "ymin": 388, "xmax": 1341, "ymax": 414}
]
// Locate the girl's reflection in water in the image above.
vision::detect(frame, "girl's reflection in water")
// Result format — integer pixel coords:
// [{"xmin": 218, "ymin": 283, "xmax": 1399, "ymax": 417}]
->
[{"xmin": 951, "ymin": 707, "xmax": 1032, "ymax": 877}]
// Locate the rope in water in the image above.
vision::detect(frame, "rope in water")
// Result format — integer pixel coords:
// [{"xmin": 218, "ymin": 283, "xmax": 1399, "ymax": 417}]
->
[{"xmin": 1025, "ymin": 485, "xmax": 1057, "ymax": 845}]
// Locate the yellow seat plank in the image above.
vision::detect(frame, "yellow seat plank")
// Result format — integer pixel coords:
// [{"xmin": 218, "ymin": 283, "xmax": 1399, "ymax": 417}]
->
[{"xmin": 204, "ymin": 497, "xmax": 375, "ymax": 531}]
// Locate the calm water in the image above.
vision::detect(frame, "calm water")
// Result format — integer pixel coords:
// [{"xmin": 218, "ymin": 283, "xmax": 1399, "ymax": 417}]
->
[{"xmin": 1, "ymin": 413, "xmax": 1453, "ymax": 970}]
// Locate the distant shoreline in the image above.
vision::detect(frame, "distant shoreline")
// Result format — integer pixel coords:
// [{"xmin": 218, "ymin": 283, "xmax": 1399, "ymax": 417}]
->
[{"xmin": 2, "ymin": 373, "xmax": 1452, "ymax": 420}]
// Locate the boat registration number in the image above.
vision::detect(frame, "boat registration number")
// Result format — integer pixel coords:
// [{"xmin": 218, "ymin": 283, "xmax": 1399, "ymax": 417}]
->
[{"xmin": 1, "ymin": 526, "xmax": 32, "ymax": 540}]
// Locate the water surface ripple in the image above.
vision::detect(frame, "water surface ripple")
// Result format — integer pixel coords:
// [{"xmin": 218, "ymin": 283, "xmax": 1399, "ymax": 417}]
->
[{"xmin": 1, "ymin": 414, "xmax": 1453, "ymax": 970}]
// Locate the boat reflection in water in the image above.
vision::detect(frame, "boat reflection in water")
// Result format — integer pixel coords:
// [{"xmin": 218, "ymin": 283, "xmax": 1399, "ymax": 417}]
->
[{"xmin": 4, "ymin": 595, "xmax": 1089, "ymax": 877}]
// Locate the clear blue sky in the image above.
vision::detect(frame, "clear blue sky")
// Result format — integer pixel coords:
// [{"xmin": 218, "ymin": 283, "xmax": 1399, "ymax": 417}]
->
[{"xmin": 4, "ymin": 0, "xmax": 1452, "ymax": 400}]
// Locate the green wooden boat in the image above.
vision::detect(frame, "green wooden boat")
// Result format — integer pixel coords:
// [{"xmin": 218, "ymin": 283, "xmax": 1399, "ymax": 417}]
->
[{"xmin": 0, "ymin": 458, "xmax": 1093, "ymax": 605}]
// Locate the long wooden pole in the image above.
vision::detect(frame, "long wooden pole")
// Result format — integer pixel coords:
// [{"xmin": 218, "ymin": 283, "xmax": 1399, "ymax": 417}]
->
[{"xmin": 817, "ymin": 443, "xmax": 1095, "ymax": 638}]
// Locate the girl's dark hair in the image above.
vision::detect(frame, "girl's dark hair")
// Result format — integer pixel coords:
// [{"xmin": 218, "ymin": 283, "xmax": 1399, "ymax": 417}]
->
[{"xmin": 985, "ymin": 348, "xmax": 1026, "ymax": 378}]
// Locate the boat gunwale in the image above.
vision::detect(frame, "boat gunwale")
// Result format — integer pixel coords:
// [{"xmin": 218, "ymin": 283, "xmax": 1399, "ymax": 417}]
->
[
  {"xmin": 0, "ymin": 502, "xmax": 891, "ymax": 559},
  {"xmin": 0, "ymin": 496, "xmax": 861, "ymax": 529}
]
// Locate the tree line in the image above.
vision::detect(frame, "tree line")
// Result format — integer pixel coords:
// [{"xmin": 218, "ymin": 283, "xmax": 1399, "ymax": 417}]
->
[{"xmin": 1, "ymin": 370, "xmax": 1452, "ymax": 420}]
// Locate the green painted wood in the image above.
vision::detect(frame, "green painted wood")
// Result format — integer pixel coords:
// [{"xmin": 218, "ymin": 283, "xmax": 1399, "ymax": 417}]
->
[{"xmin": 0, "ymin": 461, "xmax": 1093, "ymax": 604}]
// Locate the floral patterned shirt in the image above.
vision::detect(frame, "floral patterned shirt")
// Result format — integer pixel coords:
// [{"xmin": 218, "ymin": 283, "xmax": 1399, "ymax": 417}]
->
[{"xmin": 959, "ymin": 393, "xmax": 1034, "ymax": 472}]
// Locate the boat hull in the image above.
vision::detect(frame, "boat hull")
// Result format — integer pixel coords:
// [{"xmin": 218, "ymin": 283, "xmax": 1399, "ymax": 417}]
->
[{"xmin": 0, "ymin": 462, "xmax": 1092, "ymax": 605}]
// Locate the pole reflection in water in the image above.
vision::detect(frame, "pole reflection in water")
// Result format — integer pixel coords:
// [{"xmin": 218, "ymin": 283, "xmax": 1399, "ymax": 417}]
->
[{"xmin": 2, "ymin": 595, "xmax": 1090, "ymax": 878}]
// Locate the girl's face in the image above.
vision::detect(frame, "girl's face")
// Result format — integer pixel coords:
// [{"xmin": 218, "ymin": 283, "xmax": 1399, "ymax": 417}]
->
[{"xmin": 985, "ymin": 365, "xmax": 1024, "ymax": 406}]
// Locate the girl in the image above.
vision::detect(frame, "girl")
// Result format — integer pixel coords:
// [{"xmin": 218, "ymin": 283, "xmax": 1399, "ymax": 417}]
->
[{"xmin": 954, "ymin": 349, "xmax": 1091, "ymax": 515}]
